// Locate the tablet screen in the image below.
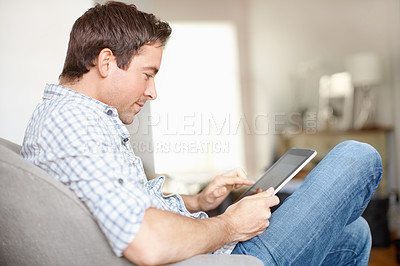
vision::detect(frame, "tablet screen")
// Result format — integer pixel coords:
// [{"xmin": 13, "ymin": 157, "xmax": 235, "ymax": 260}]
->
[
  {"xmin": 254, "ymin": 153, "xmax": 306, "ymax": 191},
  {"xmin": 240, "ymin": 148, "xmax": 316, "ymax": 198}
]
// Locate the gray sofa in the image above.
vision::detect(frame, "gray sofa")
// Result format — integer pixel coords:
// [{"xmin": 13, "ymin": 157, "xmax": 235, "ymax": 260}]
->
[{"xmin": 0, "ymin": 138, "xmax": 261, "ymax": 266}]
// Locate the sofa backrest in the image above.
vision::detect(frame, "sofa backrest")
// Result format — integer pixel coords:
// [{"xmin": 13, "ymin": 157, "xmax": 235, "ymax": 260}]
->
[{"xmin": 0, "ymin": 138, "xmax": 132, "ymax": 266}]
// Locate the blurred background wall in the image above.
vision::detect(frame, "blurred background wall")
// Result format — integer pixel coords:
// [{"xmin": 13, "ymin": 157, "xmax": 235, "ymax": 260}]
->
[
  {"xmin": 1, "ymin": 0, "xmax": 400, "ymax": 238},
  {"xmin": 0, "ymin": 0, "xmax": 93, "ymax": 144}
]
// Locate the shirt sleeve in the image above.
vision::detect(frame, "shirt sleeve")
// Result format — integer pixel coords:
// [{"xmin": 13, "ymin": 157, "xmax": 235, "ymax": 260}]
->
[{"xmin": 36, "ymin": 102, "xmax": 153, "ymax": 256}]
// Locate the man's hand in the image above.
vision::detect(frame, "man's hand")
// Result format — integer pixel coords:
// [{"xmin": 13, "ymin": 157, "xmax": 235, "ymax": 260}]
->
[
  {"xmin": 191, "ymin": 168, "xmax": 255, "ymax": 212},
  {"xmin": 222, "ymin": 187, "xmax": 280, "ymax": 242}
]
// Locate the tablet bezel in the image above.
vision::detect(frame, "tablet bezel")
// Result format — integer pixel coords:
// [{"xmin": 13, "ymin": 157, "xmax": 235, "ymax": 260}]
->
[{"xmin": 239, "ymin": 148, "xmax": 317, "ymax": 198}]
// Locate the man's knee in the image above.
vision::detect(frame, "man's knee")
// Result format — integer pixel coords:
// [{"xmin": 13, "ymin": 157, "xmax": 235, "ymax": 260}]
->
[
  {"xmin": 331, "ymin": 141, "xmax": 383, "ymax": 205},
  {"xmin": 332, "ymin": 140, "xmax": 382, "ymax": 175},
  {"xmin": 320, "ymin": 141, "xmax": 383, "ymax": 199},
  {"xmin": 334, "ymin": 140, "xmax": 379, "ymax": 158}
]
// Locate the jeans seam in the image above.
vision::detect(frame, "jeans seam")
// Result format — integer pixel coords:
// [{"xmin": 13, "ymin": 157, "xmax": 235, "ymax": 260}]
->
[
  {"xmin": 327, "ymin": 248, "xmax": 357, "ymax": 255},
  {"xmin": 326, "ymin": 249, "xmax": 358, "ymax": 266}
]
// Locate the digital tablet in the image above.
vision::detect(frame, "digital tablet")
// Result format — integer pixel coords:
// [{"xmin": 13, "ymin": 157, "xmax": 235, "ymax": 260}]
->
[{"xmin": 239, "ymin": 148, "xmax": 317, "ymax": 198}]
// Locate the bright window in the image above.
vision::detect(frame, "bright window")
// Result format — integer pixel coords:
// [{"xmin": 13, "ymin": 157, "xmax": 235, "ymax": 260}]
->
[{"xmin": 150, "ymin": 22, "xmax": 245, "ymax": 188}]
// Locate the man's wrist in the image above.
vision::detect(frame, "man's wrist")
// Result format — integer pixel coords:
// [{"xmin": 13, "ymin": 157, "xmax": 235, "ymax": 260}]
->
[
  {"xmin": 214, "ymin": 213, "xmax": 236, "ymax": 243},
  {"xmin": 181, "ymin": 194, "xmax": 202, "ymax": 213}
]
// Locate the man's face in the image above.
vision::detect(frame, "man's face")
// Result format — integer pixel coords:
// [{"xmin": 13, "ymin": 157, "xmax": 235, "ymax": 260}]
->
[{"xmin": 106, "ymin": 42, "xmax": 163, "ymax": 124}]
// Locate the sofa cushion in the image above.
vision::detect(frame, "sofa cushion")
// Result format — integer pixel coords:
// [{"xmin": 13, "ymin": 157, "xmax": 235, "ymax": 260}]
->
[{"xmin": 0, "ymin": 140, "xmax": 132, "ymax": 266}]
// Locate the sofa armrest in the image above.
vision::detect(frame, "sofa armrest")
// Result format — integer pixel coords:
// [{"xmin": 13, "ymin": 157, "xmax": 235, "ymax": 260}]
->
[{"xmin": 170, "ymin": 254, "xmax": 263, "ymax": 266}]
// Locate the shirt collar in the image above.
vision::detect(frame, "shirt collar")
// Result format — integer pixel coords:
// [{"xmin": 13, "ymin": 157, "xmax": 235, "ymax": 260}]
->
[
  {"xmin": 43, "ymin": 83, "xmax": 118, "ymax": 115},
  {"xmin": 43, "ymin": 84, "xmax": 130, "ymax": 141}
]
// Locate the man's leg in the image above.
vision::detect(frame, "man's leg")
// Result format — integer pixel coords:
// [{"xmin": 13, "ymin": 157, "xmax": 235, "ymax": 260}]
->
[
  {"xmin": 321, "ymin": 217, "xmax": 372, "ymax": 266},
  {"xmin": 232, "ymin": 140, "xmax": 382, "ymax": 265}
]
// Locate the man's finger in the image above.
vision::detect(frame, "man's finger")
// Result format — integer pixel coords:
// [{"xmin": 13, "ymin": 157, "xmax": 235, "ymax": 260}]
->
[
  {"xmin": 250, "ymin": 188, "xmax": 275, "ymax": 198},
  {"xmin": 234, "ymin": 168, "xmax": 248, "ymax": 179},
  {"xmin": 218, "ymin": 176, "xmax": 255, "ymax": 187},
  {"xmin": 223, "ymin": 168, "xmax": 248, "ymax": 179},
  {"xmin": 265, "ymin": 187, "xmax": 274, "ymax": 196},
  {"xmin": 213, "ymin": 187, "xmax": 227, "ymax": 197}
]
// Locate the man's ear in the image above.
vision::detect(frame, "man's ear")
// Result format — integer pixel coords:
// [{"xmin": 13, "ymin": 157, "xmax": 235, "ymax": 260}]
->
[{"xmin": 96, "ymin": 48, "xmax": 115, "ymax": 78}]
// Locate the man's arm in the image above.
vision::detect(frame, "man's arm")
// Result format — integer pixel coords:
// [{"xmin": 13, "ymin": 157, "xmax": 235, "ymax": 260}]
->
[{"xmin": 123, "ymin": 189, "xmax": 279, "ymax": 265}]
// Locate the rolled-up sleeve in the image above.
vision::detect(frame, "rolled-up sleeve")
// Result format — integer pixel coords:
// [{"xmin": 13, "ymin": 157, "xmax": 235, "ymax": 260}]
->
[{"xmin": 93, "ymin": 182, "xmax": 152, "ymax": 255}]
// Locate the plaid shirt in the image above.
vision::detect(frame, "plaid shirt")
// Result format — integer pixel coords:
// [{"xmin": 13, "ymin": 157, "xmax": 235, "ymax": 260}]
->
[{"xmin": 21, "ymin": 84, "xmax": 236, "ymax": 256}]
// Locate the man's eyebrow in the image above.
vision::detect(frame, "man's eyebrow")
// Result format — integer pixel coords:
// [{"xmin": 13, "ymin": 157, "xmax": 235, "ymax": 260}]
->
[{"xmin": 142, "ymin": 66, "xmax": 159, "ymax": 75}]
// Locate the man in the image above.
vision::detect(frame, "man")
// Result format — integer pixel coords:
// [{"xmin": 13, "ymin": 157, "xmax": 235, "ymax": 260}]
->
[{"xmin": 22, "ymin": 2, "xmax": 382, "ymax": 265}]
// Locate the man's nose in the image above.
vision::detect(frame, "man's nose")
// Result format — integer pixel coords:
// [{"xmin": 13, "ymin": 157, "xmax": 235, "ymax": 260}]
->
[{"xmin": 145, "ymin": 79, "xmax": 157, "ymax": 100}]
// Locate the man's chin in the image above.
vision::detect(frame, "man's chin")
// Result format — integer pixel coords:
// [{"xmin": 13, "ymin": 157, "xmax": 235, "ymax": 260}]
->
[{"xmin": 119, "ymin": 114, "xmax": 135, "ymax": 125}]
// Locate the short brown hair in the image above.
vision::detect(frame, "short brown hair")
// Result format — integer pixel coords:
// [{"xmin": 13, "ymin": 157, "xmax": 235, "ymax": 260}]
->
[{"xmin": 60, "ymin": 1, "xmax": 171, "ymax": 81}]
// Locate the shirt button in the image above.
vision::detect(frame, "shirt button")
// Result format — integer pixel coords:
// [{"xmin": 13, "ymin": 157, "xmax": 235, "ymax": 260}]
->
[
  {"xmin": 107, "ymin": 110, "xmax": 113, "ymax": 116},
  {"xmin": 122, "ymin": 138, "xmax": 129, "ymax": 144},
  {"xmin": 118, "ymin": 178, "xmax": 124, "ymax": 185}
]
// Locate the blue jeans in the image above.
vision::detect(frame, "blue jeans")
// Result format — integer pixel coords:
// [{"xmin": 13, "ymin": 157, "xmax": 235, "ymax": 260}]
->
[{"xmin": 232, "ymin": 141, "xmax": 383, "ymax": 265}]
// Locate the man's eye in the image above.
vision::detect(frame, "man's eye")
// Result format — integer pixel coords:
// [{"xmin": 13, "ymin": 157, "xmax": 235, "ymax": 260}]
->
[{"xmin": 145, "ymin": 73, "xmax": 153, "ymax": 79}]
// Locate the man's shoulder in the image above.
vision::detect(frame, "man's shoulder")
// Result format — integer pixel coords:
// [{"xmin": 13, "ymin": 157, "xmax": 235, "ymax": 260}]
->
[
  {"xmin": 35, "ymin": 94, "xmax": 105, "ymax": 125},
  {"xmin": 27, "ymin": 93, "xmax": 109, "ymax": 141},
  {"xmin": 47, "ymin": 94, "xmax": 101, "ymax": 115}
]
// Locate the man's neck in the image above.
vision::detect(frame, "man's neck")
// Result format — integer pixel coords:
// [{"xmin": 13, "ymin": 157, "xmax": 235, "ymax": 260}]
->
[{"xmin": 59, "ymin": 72, "xmax": 104, "ymax": 102}]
